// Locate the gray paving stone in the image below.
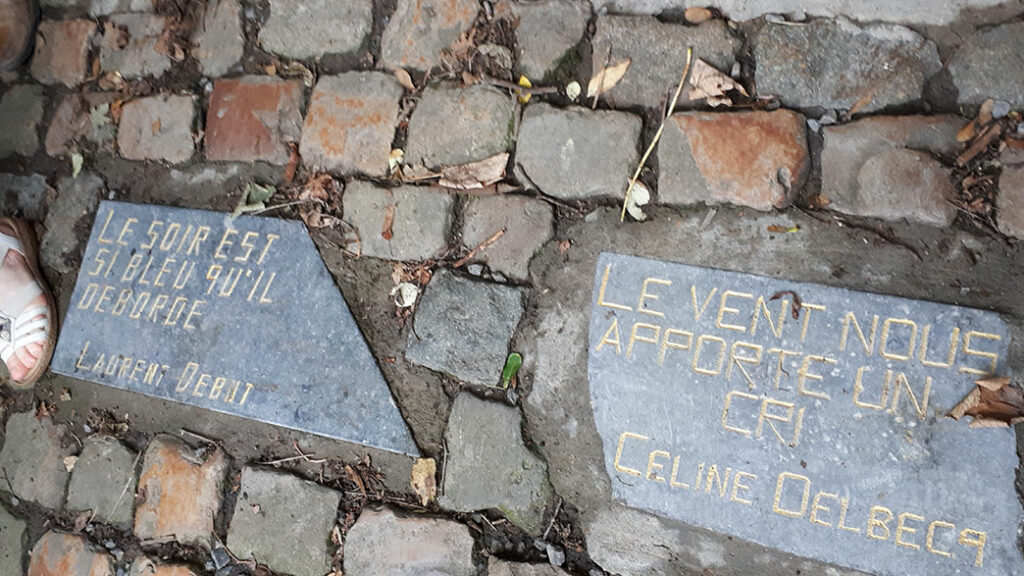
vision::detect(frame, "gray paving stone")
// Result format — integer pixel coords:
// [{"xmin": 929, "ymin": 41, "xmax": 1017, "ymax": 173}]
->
[
  {"xmin": 0, "ymin": 506, "xmax": 26, "ymax": 576},
  {"xmin": 87, "ymin": 0, "xmax": 154, "ymax": 15},
  {"xmin": 821, "ymin": 115, "xmax": 962, "ymax": 219},
  {"xmin": 30, "ymin": 20, "xmax": 97, "ymax": 87},
  {"xmin": 343, "ymin": 181, "xmax": 452, "ymax": 262},
  {"xmin": 516, "ymin": 103, "xmax": 641, "ymax": 200},
  {"xmin": 380, "ymin": 0, "xmax": 479, "ymax": 72},
  {"xmin": 227, "ymin": 467, "xmax": 340, "ymax": 576},
  {"xmin": 489, "ymin": 559, "xmax": 567, "ymax": 576},
  {"xmin": 343, "ymin": 507, "xmax": 475, "ymax": 576},
  {"xmin": 40, "ymin": 174, "xmax": 104, "ymax": 275},
  {"xmin": 192, "ymin": 0, "xmax": 244, "ymax": 77},
  {"xmin": 129, "ymin": 558, "xmax": 201, "ymax": 576},
  {"xmin": 997, "ymin": 151, "xmax": 1024, "ymax": 239},
  {"xmin": 260, "ymin": 0, "xmax": 372, "ymax": 60},
  {"xmin": 406, "ymin": 269, "xmax": 525, "ymax": 386},
  {"xmin": 949, "ymin": 21, "xmax": 1024, "ymax": 109},
  {"xmin": 0, "ymin": 173, "xmax": 52, "ymax": 221},
  {"xmin": 753, "ymin": 18, "xmax": 940, "ymax": 112},
  {"xmin": 0, "ymin": 413, "xmax": 71, "ymax": 509},
  {"xmin": 405, "ymin": 84, "xmax": 516, "ymax": 169},
  {"xmin": 503, "ymin": 0, "xmax": 589, "ymax": 81},
  {"xmin": 461, "ymin": 194, "xmax": 554, "ymax": 281},
  {"xmin": 845, "ymin": 147, "xmax": 956, "ymax": 226},
  {"xmin": 591, "ymin": 16, "xmax": 740, "ymax": 109},
  {"xmin": 300, "ymin": 72, "xmax": 402, "ymax": 177},
  {"xmin": 0, "ymin": 85, "xmax": 44, "ymax": 158},
  {"xmin": 26, "ymin": 531, "xmax": 114, "ymax": 576},
  {"xmin": 116, "ymin": 94, "xmax": 196, "ymax": 163},
  {"xmin": 65, "ymin": 436, "xmax": 137, "ymax": 528},
  {"xmin": 440, "ymin": 393, "xmax": 551, "ymax": 534},
  {"xmin": 99, "ymin": 14, "xmax": 171, "ymax": 79}
]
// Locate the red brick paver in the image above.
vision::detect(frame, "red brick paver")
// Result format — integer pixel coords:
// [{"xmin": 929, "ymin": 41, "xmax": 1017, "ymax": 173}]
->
[
  {"xmin": 30, "ymin": 20, "xmax": 96, "ymax": 87},
  {"xmin": 205, "ymin": 76, "xmax": 304, "ymax": 164},
  {"xmin": 27, "ymin": 531, "xmax": 112, "ymax": 576}
]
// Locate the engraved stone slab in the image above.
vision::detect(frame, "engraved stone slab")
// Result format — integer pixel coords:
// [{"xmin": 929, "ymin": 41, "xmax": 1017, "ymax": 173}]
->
[
  {"xmin": 52, "ymin": 201, "xmax": 418, "ymax": 457},
  {"xmin": 588, "ymin": 252, "xmax": 1020, "ymax": 576}
]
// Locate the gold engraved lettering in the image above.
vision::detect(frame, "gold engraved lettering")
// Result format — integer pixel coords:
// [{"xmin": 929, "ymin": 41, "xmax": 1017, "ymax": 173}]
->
[
  {"xmin": 77, "ymin": 283, "xmax": 98, "ymax": 310},
  {"xmin": 838, "ymin": 496, "xmax": 861, "ymax": 533},
  {"xmin": 690, "ymin": 286, "xmax": 718, "ymax": 322},
  {"xmin": 896, "ymin": 512, "xmax": 924, "ymax": 550},
  {"xmin": 626, "ymin": 322, "xmax": 661, "ymax": 359},
  {"xmin": 613, "ymin": 432, "xmax": 648, "ymax": 477},
  {"xmin": 236, "ymin": 231, "xmax": 260, "ymax": 263},
  {"xmin": 772, "ymin": 472, "xmax": 810, "ymax": 518},
  {"xmin": 749, "ymin": 295, "xmax": 786, "ymax": 338},
  {"xmin": 840, "ymin": 312, "xmax": 879, "ymax": 355},
  {"xmin": 704, "ymin": 465, "xmax": 731, "ymax": 497},
  {"xmin": 187, "ymin": 225, "xmax": 210, "ymax": 255},
  {"xmin": 889, "ymin": 372, "xmax": 932, "ymax": 421},
  {"xmin": 853, "ymin": 366, "xmax": 890, "ymax": 411},
  {"xmin": 867, "ymin": 506, "xmax": 893, "ymax": 540},
  {"xmin": 117, "ymin": 217, "xmax": 137, "ymax": 246},
  {"xmin": 799, "ymin": 303, "xmax": 826, "ymax": 342},
  {"xmin": 727, "ymin": 341, "xmax": 763, "ymax": 389},
  {"xmin": 768, "ymin": 348, "xmax": 800, "ymax": 390},
  {"xmin": 959, "ymin": 331, "xmax": 1002, "ymax": 375},
  {"xmin": 595, "ymin": 318, "xmax": 622, "ymax": 355},
  {"xmin": 730, "ymin": 471, "xmax": 755, "ymax": 505},
  {"xmin": 716, "ymin": 290, "xmax": 753, "ymax": 332},
  {"xmin": 193, "ymin": 373, "xmax": 211, "ymax": 397},
  {"xmin": 669, "ymin": 456, "xmax": 691, "ymax": 489},
  {"xmin": 159, "ymin": 222, "xmax": 181, "ymax": 251},
  {"xmin": 721, "ymin": 391, "xmax": 756, "ymax": 437},
  {"xmin": 239, "ymin": 383, "xmax": 255, "ymax": 405},
  {"xmin": 926, "ymin": 521, "xmax": 954, "ymax": 557},
  {"xmin": 658, "ymin": 329, "xmax": 692, "ymax": 365},
  {"xmin": 153, "ymin": 257, "xmax": 175, "ymax": 287},
  {"xmin": 692, "ymin": 335, "xmax": 727, "ymax": 376},
  {"xmin": 176, "ymin": 362, "xmax": 198, "ymax": 392},
  {"xmin": 810, "ymin": 491, "xmax": 837, "ymax": 527},
  {"xmin": 797, "ymin": 355, "xmax": 836, "ymax": 400},
  {"xmin": 96, "ymin": 210, "xmax": 117, "ymax": 245},
  {"xmin": 918, "ymin": 325, "xmax": 960, "ymax": 369},
  {"xmin": 141, "ymin": 220, "xmax": 163, "ymax": 251},
  {"xmin": 256, "ymin": 233, "xmax": 278, "ymax": 264},
  {"xmin": 214, "ymin": 229, "xmax": 237, "ymax": 260},
  {"xmin": 636, "ymin": 278, "xmax": 671, "ymax": 317},
  {"xmin": 597, "ymin": 265, "xmax": 631, "ymax": 311},
  {"xmin": 880, "ymin": 318, "xmax": 918, "ymax": 361},
  {"xmin": 646, "ymin": 450, "xmax": 669, "ymax": 483},
  {"xmin": 75, "ymin": 341, "xmax": 91, "ymax": 370},
  {"xmin": 757, "ymin": 398, "xmax": 803, "ymax": 446},
  {"xmin": 959, "ymin": 529, "xmax": 986, "ymax": 567}
]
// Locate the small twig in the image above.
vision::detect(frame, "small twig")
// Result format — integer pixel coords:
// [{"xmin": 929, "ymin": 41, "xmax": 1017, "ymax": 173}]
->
[
  {"xmin": 956, "ymin": 123, "xmax": 1003, "ymax": 166},
  {"xmin": 481, "ymin": 75, "xmax": 559, "ymax": 96},
  {"xmin": 440, "ymin": 439, "xmax": 448, "ymax": 497},
  {"xmin": 453, "ymin": 228, "xmax": 506, "ymax": 268},
  {"xmin": 542, "ymin": 497, "xmax": 563, "ymax": 540},
  {"xmin": 515, "ymin": 163, "xmax": 586, "ymax": 215},
  {"xmin": 180, "ymin": 429, "xmax": 217, "ymax": 444},
  {"xmin": 248, "ymin": 198, "xmax": 316, "ymax": 215},
  {"xmin": 621, "ymin": 47, "xmax": 693, "ymax": 222},
  {"xmin": 99, "ymin": 449, "xmax": 144, "ymax": 524},
  {"xmin": 592, "ymin": 43, "xmax": 613, "ymax": 109}
]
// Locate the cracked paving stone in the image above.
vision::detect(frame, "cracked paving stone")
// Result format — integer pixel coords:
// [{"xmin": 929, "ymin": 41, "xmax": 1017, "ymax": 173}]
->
[{"xmin": 0, "ymin": 413, "xmax": 72, "ymax": 509}]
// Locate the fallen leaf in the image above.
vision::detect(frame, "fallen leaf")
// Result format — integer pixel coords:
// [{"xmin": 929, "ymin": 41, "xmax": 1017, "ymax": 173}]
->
[
  {"xmin": 587, "ymin": 58, "xmax": 631, "ymax": 98},
  {"xmin": 388, "ymin": 148, "xmax": 405, "ymax": 175},
  {"xmin": 71, "ymin": 153, "xmax": 84, "ymax": 178},
  {"xmin": 977, "ymin": 98, "xmax": 995, "ymax": 126},
  {"xmin": 956, "ymin": 119, "xmax": 978, "ymax": 143},
  {"xmin": 558, "ymin": 239, "xmax": 571, "ymax": 256},
  {"xmin": 394, "ymin": 68, "xmax": 415, "ymax": 91},
  {"xmin": 150, "ymin": 118, "xmax": 161, "ymax": 135},
  {"xmin": 391, "ymin": 282, "xmax": 419, "ymax": 308},
  {"xmin": 517, "ymin": 75, "xmax": 533, "ymax": 104},
  {"xmin": 770, "ymin": 290, "xmax": 802, "ymax": 319},
  {"xmin": 381, "ymin": 205, "xmax": 395, "ymax": 240},
  {"xmin": 73, "ymin": 512, "xmax": 89, "ymax": 531},
  {"xmin": 767, "ymin": 224, "xmax": 799, "ymax": 233},
  {"xmin": 64, "ymin": 455, "xmax": 78, "ymax": 472},
  {"xmin": 410, "ymin": 458, "xmax": 436, "ymax": 506},
  {"xmin": 624, "ymin": 180, "xmax": 651, "ymax": 221},
  {"xmin": 283, "ymin": 143, "xmax": 300, "ymax": 183},
  {"xmin": 232, "ymin": 182, "xmax": 276, "ymax": 216},
  {"xmin": 848, "ymin": 90, "xmax": 875, "ymax": 116},
  {"xmin": 949, "ymin": 375, "xmax": 1024, "ymax": 427},
  {"xmin": 566, "ymin": 80, "xmax": 581, "ymax": 102},
  {"xmin": 60, "ymin": 388, "xmax": 72, "ymax": 401},
  {"xmin": 264, "ymin": 64, "xmax": 277, "ymax": 76},
  {"xmin": 684, "ymin": 6, "xmax": 713, "ymax": 23},
  {"xmin": 501, "ymin": 352, "xmax": 523, "ymax": 389},
  {"xmin": 438, "ymin": 152, "xmax": 508, "ymax": 190},
  {"xmin": 683, "ymin": 59, "xmax": 746, "ymax": 107},
  {"xmin": 976, "ymin": 376, "xmax": 1011, "ymax": 391}
]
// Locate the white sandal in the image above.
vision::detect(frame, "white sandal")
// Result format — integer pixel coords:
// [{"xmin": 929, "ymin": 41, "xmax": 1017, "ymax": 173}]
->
[{"xmin": 0, "ymin": 217, "xmax": 56, "ymax": 388}]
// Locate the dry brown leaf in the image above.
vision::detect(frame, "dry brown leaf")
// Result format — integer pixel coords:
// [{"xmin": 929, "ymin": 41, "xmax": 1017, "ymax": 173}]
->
[
  {"xmin": 264, "ymin": 64, "xmax": 277, "ymax": 76},
  {"xmin": 381, "ymin": 205, "xmax": 395, "ymax": 240},
  {"xmin": 848, "ymin": 90, "xmax": 875, "ymax": 116},
  {"xmin": 587, "ymin": 59, "xmax": 631, "ymax": 98},
  {"xmin": 438, "ymin": 152, "xmax": 508, "ymax": 190},
  {"xmin": 410, "ymin": 458, "xmax": 437, "ymax": 506},
  {"xmin": 683, "ymin": 59, "xmax": 747, "ymax": 107},
  {"xmin": 976, "ymin": 376, "xmax": 1011, "ymax": 391},
  {"xmin": 684, "ymin": 6, "xmax": 713, "ymax": 23},
  {"xmin": 283, "ymin": 143, "xmax": 300, "ymax": 184},
  {"xmin": 394, "ymin": 68, "xmax": 415, "ymax": 91},
  {"xmin": 956, "ymin": 119, "xmax": 978, "ymax": 143},
  {"xmin": 978, "ymin": 98, "xmax": 995, "ymax": 126},
  {"xmin": 949, "ymin": 375, "xmax": 1024, "ymax": 427},
  {"xmin": 150, "ymin": 118, "xmax": 161, "ymax": 135}
]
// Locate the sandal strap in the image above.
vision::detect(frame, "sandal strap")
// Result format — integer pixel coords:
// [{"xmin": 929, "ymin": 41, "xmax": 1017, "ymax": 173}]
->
[
  {"xmin": 0, "ymin": 232, "xmax": 23, "ymax": 268},
  {"xmin": 0, "ymin": 330, "xmax": 47, "ymax": 363},
  {"xmin": 0, "ymin": 305, "xmax": 49, "ymax": 364},
  {"xmin": 0, "ymin": 282, "xmax": 42, "ymax": 319}
]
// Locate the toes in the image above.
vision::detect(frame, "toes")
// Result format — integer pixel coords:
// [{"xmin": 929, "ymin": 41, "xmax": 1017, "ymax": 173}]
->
[
  {"xmin": 25, "ymin": 342, "xmax": 43, "ymax": 360},
  {"xmin": 14, "ymin": 345, "xmax": 37, "ymax": 373},
  {"xmin": 7, "ymin": 354, "xmax": 27, "ymax": 382}
]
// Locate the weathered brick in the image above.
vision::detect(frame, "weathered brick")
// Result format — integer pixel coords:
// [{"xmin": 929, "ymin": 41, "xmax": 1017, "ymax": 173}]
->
[
  {"xmin": 205, "ymin": 76, "xmax": 303, "ymax": 164},
  {"xmin": 66, "ymin": 436, "xmax": 138, "ymax": 528},
  {"xmin": 192, "ymin": 0, "xmax": 244, "ymax": 77},
  {"xmin": 134, "ymin": 435, "xmax": 228, "ymax": 547},
  {"xmin": 836, "ymin": 147, "xmax": 956, "ymax": 226},
  {"xmin": 128, "ymin": 558, "xmax": 199, "ymax": 576},
  {"xmin": 499, "ymin": 0, "xmax": 589, "ymax": 81},
  {"xmin": 949, "ymin": 21, "xmax": 1024, "ymax": 108},
  {"xmin": 405, "ymin": 84, "xmax": 515, "ymax": 169},
  {"xmin": 462, "ymin": 194, "xmax": 553, "ymax": 281},
  {"xmin": 260, "ymin": 0, "xmax": 372, "ymax": 60},
  {"xmin": 117, "ymin": 94, "xmax": 196, "ymax": 163},
  {"xmin": 300, "ymin": 72, "xmax": 402, "ymax": 177},
  {"xmin": 0, "ymin": 413, "xmax": 71, "ymax": 509},
  {"xmin": 27, "ymin": 531, "xmax": 112, "ymax": 576},
  {"xmin": 515, "ymin": 103, "xmax": 641, "ymax": 200},
  {"xmin": 380, "ymin": 0, "xmax": 478, "ymax": 72},
  {"xmin": 0, "ymin": 506, "xmax": 26, "ymax": 575},
  {"xmin": 658, "ymin": 110, "xmax": 808, "ymax": 211},
  {"xmin": 489, "ymin": 558, "xmax": 566, "ymax": 576},
  {"xmin": 99, "ymin": 14, "xmax": 171, "ymax": 79},
  {"xmin": 344, "ymin": 507, "xmax": 475, "ymax": 576},
  {"xmin": 591, "ymin": 16, "xmax": 739, "ymax": 109},
  {"xmin": 45, "ymin": 95, "xmax": 115, "ymax": 157},
  {"xmin": 0, "ymin": 173, "xmax": 52, "ymax": 221},
  {"xmin": 0, "ymin": 85, "xmax": 44, "ymax": 158},
  {"xmin": 342, "ymin": 181, "xmax": 452, "ymax": 261},
  {"xmin": 753, "ymin": 18, "xmax": 940, "ymax": 112},
  {"xmin": 226, "ymin": 467, "xmax": 341, "ymax": 576},
  {"xmin": 997, "ymin": 151, "xmax": 1024, "ymax": 239},
  {"xmin": 30, "ymin": 20, "xmax": 97, "ymax": 87}
]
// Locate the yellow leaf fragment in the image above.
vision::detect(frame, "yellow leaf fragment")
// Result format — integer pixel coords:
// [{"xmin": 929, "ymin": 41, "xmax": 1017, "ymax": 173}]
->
[
  {"xmin": 438, "ymin": 153, "xmax": 508, "ymax": 190},
  {"xmin": 410, "ymin": 458, "xmax": 437, "ymax": 506},
  {"xmin": 394, "ymin": 68, "xmax": 416, "ymax": 91},
  {"xmin": 517, "ymin": 75, "xmax": 533, "ymax": 104},
  {"xmin": 684, "ymin": 6, "xmax": 713, "ymax": 23},
  {"xmin": 587, "ymin": 59, "xmax": 631, "ymax": 98}
]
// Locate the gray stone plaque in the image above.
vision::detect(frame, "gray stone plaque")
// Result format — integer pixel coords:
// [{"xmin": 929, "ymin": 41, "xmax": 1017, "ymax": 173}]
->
[
  {"xmin": 589, "ymin": 252, "xmax": 1021, "ymax": 576},
  {"xmin": 52, "ymin": 201, "xmax": 418, "ymax": 457}
]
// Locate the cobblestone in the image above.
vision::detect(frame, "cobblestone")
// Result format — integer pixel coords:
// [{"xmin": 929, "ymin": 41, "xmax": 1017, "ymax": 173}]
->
[
  {"xmin": 227, "ymin": 467, "xmax": 341, "ymax": 576},
  {"xmin": 658, "ymin": 110, "xmax": 808, "ymax": 211},
  {"xmin": 850, "ymin": 147, "xmax": 956, "ymax": 226},
  {"xmin": 0, "ymin": 173, "xmax": 52, "ymax": 221},
  {"xmin": 27, "ymin": 531, "xmax": 113, "ymax": 576},
  {"xmin": 948, "ymin": 21, "xmax": 1024, "ymax": 108},
  {"xmin": 753, "ymin": 18, "xmax": 940, "ymax": 112},
  {"xmin": 440, "ymin": 393, "xmax": 551, "ymax": 534},
  {"xmin": 997, "ymin": 152, "xmax": 1024, "ymax": 239},
  {"xmin": 516, "ymin": 103, "xmax": 641, "ymax": 200},
  {"xmin": 30, "ymin": 20, "xmax": 97, "ymax": 87},
  {"xmin": 343, "ymin": 507, "xmax": 475, "ymax": 576},
  {"xmin": 0, "ymin": 85, "xmax": 44, "ymax": 158},
  {"xmin": 0, "ymin": 505, "xmax": 26, "ymax": 576},
  {"xmin": 591, "ymin": 16, "xmax": 740, "ymax": 109},
  {"xmin": 0, "ymin": 413, "xmax": 71, "ymax": 509},
  {"xmin": 489, "ymin": 558, "xmax": 567, "ymax": 576},
  {"xmin": 205, "ymin": 76, "xmax": 304, "ymax": 164},
  {"xmin": 192, "ymin": 0, "xmax": 244, "ymax": 77},
  {"xmin": 99, "ymin": 14, "xmax": 171, "ymax": 79},
  {"xmin": 65, "ymin": 436, "xmax": 138, "ymax": 528},
  {"xmin": 300, "ymin": 72, "xmax": 402, "ymax": 177},
  {"xmin": 342, "ymin": 181, "xmax": 453, "ymax": 262},
  {"xmin": 501, "ymin": 0, "xmax": 589, "ymax": 81},
  {"xmin": 260, "ymin": 0, "xmax": 372, "ymax": 60},
  {"xmin": 405, "ymin": 84, "xmax": 515, "ymax": 169},
  {"xmin": 129, "ymin": 559, "xmax": 199, "ymax": 576},
  {"xmin": 134, "ymin": 435, "xmax": 229, "ymax": 547},
  {"xmin": 117, "ymin": 94, "xmax": 196, "ymax": 163},
  {"xmin": 380, "ymin": 0, "xmax": 478, "ymax": 72},
  {"xmin": 45, "ymin": 95, "xmax": 116, "ymax": 158},
  {"xmin": 461, "ymin": 194, "xmax": 554, "ymax": 281},
  {"xmin": 406, "ymin": 269, "xmax": 525, "ymax": 386}
]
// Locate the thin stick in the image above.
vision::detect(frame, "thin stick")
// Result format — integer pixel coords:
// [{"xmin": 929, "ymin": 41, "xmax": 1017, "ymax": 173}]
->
[
  {"xmin": 542, "ymin": 497, "xmax": 563, "ymax": 540},
  {"xmin": 620, "ymin": 47, "xmax": 693, "ymax": 222},
  {"xmin": 482, "ymin": 75, "xmax": 559, "ymax": 96},
  {"xmin": 100, "ymin": 449, "xmax": 143, "ymax": 524},
  {"xmin": 453, "ymin": 228, "xmax": 506, "ymax": 268}
]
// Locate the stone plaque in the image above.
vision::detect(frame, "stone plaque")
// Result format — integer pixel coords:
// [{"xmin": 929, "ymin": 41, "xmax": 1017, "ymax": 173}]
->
[
  {"xmin": 52, "ymin": 201, "xmax": 418, "ymax": 457},
  {"xmin": 589, "ymin": 252, "xmax": 1021, "ymax": 576}
]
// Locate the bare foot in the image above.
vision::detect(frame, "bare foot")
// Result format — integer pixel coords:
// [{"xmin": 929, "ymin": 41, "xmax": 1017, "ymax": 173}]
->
[{"xmin": 0, "ymin": 222, "xmax": 47, "ymax": 382}]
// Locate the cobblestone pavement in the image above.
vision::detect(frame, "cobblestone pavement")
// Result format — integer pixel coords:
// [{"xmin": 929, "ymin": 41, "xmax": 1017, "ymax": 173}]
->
[{"xmin": 1, "ymin": 0, "xmax": 1024, "ymax": 575}]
